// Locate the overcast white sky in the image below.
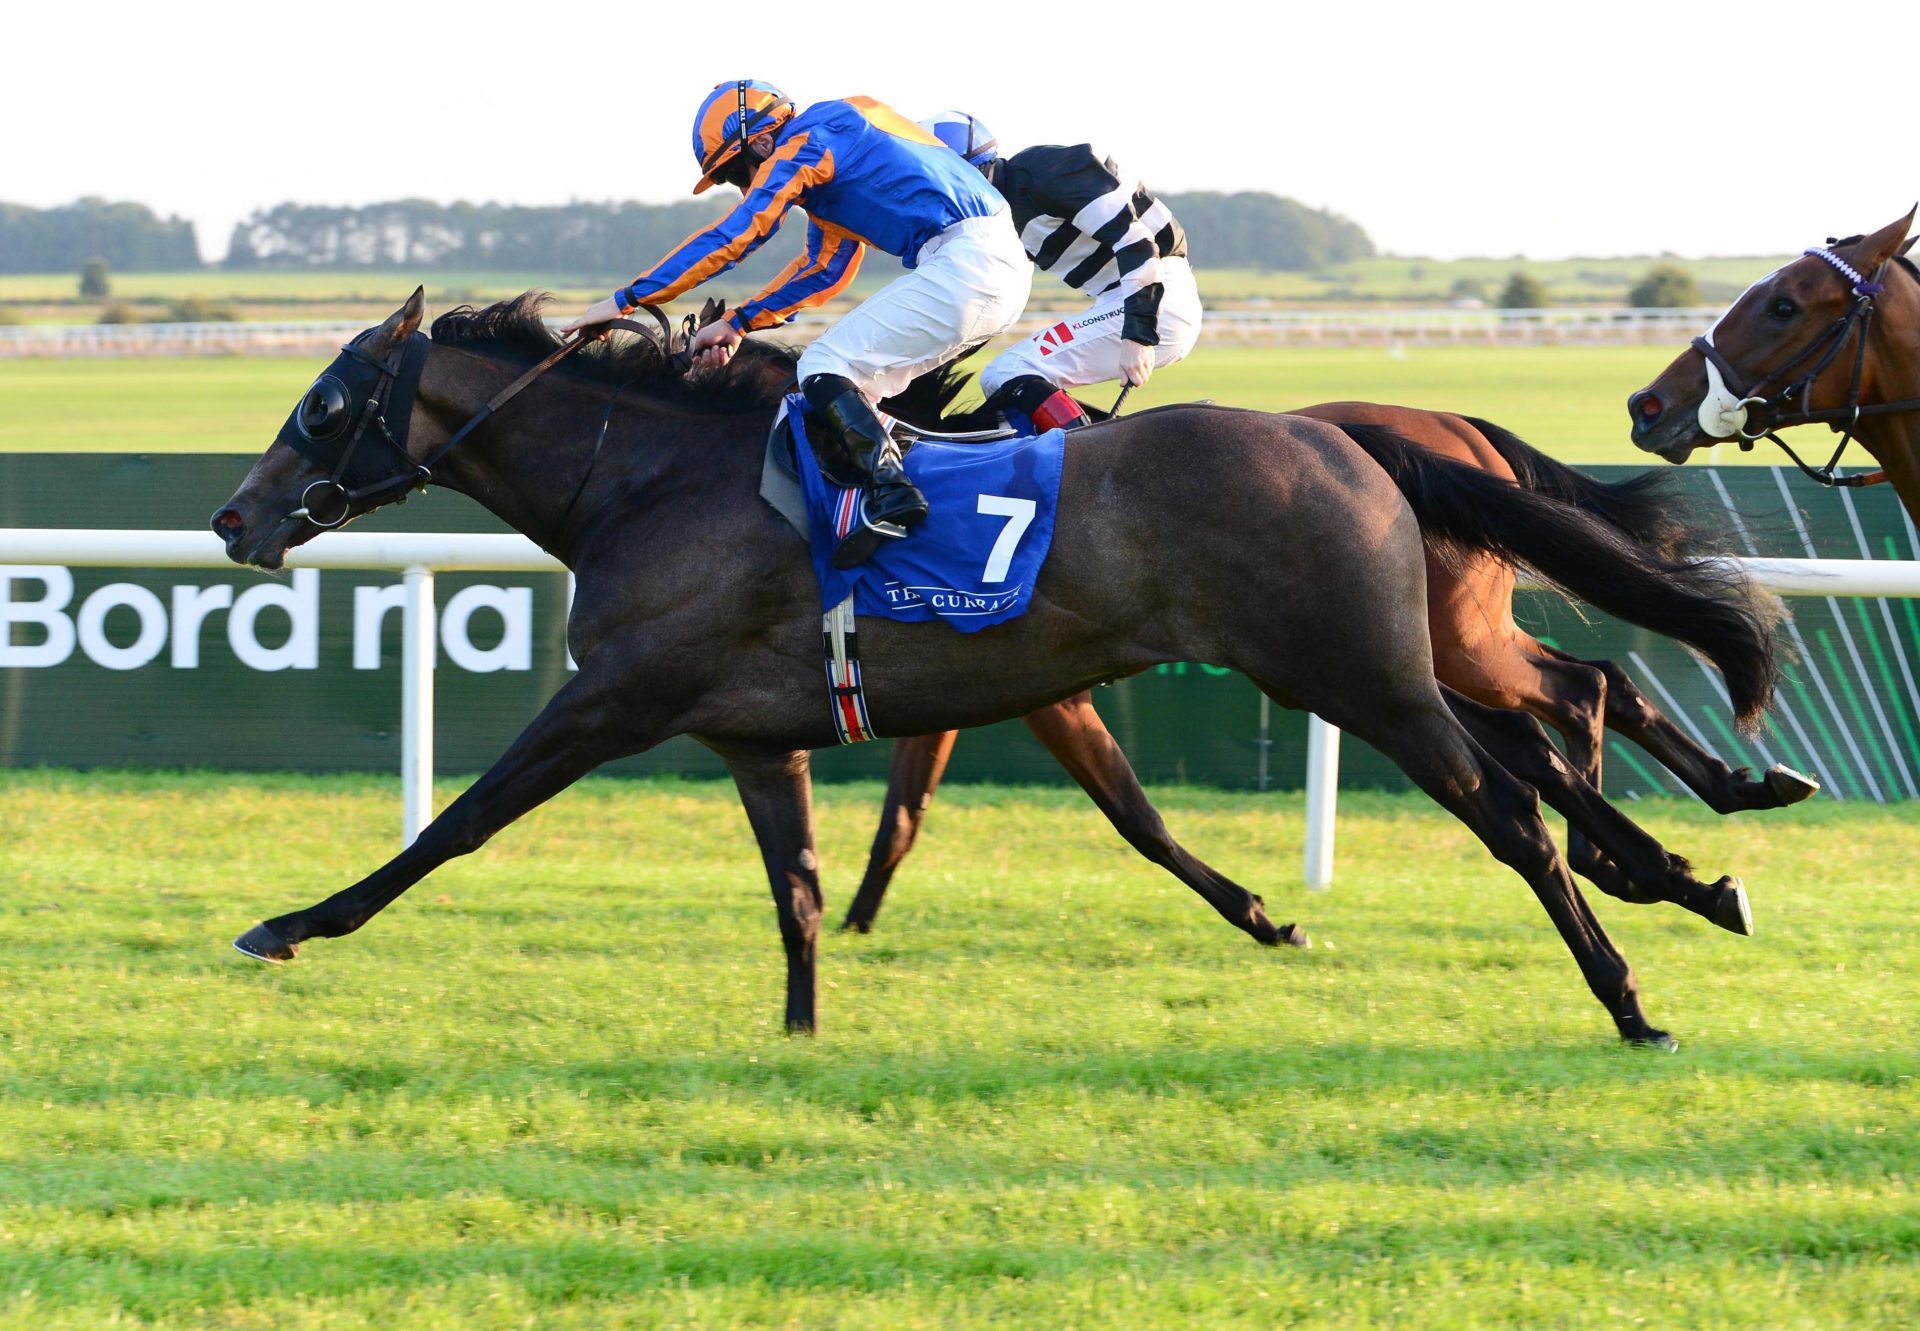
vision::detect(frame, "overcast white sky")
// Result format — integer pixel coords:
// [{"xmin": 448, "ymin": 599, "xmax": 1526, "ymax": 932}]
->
[{"xmin": 3, "ymin": 0, "xmax": 1909, "ymax": 264}]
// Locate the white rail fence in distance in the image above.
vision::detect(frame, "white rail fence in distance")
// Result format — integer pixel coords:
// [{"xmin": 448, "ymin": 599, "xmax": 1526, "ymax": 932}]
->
[{"xmin": 0, "ymin": 307, "xmax": 1726, "ymax": 357}]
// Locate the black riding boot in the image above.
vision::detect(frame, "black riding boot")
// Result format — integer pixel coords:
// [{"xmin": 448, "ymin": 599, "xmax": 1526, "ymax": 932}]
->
[{"xmin": 802, "ymin": 374, "xmax": 929, "ymax": 569}]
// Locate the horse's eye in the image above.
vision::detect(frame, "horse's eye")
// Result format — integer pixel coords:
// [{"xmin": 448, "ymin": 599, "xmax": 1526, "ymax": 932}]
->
[{"xmin": 1768, "ymin": 297, "xmax": 1798, "ymax": 321}]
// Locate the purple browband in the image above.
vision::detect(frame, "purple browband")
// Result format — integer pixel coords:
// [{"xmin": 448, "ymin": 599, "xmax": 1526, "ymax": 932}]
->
[{"xmin": 1805, "ymin": 246, "xmax": 1885, "ymax": 296}]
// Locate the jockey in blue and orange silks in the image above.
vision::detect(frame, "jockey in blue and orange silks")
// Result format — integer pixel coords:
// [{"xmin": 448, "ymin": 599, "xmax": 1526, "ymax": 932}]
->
[{"xmin": 564, "ymin": 80, "xmax": 1032, "ymax": 568}]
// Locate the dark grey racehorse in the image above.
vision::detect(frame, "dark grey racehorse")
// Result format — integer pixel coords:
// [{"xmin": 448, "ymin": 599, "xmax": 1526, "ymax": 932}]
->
[{"xmin": 215, "ymin": 291, "xmax": 1778, "ymax": 1046}]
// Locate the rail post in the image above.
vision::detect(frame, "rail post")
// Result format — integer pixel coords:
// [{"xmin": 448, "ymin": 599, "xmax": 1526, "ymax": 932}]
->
[
  {"xmin": 400, "ymin": 565, "xmax": 436, "ymax": 845},
  {"xmin": 1304, "ymin": 715, "xmax": 1339, "ymax": 889}
]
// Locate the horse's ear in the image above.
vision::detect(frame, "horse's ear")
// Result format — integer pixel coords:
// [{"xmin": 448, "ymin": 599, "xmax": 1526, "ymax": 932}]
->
[
  {"xmin": 1900, "ymin": 235, "xmax": 1918, "ymax": 258},
  {"xmin": 368, "ymin": 286, "xmax": 427, "ymax": 355},
  {"xmin": 1852, "ymin": 207, "xmax": 1917, "ymax": 268}
]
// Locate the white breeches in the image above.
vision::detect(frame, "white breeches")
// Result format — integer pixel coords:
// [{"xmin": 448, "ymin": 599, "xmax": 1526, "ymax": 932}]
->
[
  {"xmin": 978, "ymin": 255, "xmax": 1202, "ymax": 396},
  {"xmin": 796, "ymin": 212, "xmax": 1033, "ymax": 401}
]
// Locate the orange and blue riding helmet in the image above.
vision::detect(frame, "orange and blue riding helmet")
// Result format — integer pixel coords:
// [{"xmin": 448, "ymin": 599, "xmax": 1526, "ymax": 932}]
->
[{"xmin": 691, "ymin": 79, "xmax": 796, "ymax": 194}]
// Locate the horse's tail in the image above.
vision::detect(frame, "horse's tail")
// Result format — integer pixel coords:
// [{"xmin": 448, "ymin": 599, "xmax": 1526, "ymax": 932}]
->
[
  {"xmin": 1335, "ymin": 422, "xmax": 1780, "ymax": 730},
  {"xmin": 1457, "ymin": 414, "xmax": 1709, "ymax": 558}
]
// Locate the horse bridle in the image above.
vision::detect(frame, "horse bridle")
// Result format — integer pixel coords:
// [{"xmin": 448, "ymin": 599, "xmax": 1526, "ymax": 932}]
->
[
  {"xmin": 1689, "ymin": 247, "xmax": 1920, "ymax": 488},
  {"xmin": 291, "ymin": 307, "xmax": 674, "ymax": 534}
]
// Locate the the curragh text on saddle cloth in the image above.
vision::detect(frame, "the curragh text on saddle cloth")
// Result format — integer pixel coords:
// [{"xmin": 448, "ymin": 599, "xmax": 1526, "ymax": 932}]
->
[{"xmin": 787, "ymin": 393, "xmax": 1066, "ymax": 632}]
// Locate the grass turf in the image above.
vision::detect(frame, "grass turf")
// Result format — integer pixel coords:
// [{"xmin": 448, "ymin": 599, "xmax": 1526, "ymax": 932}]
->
[
  {"xmin": 0, "ymin": 771, "xmax": 1913, "ymax": 1328},
  {"xmin": 0, "ymin": 343, "xmax": 1722, "ymax": 463}
]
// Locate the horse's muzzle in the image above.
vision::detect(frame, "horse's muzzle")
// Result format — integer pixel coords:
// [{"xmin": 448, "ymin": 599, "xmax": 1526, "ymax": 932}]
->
[
  {"xmin": 212, "ymin": 507, "xmax": 245, "ymax": 553},
  {"xmin": 1627, "ymin": 388, "xmax": 1700, "ymax": 462}
]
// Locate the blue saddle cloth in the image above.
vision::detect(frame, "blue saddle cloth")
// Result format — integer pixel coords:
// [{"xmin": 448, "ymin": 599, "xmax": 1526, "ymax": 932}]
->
[{"xmin": 786, "ymin": 393, "xmax": 1067, "ymax": 632}]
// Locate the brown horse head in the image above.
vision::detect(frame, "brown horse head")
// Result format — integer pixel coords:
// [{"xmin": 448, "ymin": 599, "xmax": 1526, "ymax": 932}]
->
[{"xmin": 1628, "ymin": 208, "xmax": 1918, "ymax": 465}]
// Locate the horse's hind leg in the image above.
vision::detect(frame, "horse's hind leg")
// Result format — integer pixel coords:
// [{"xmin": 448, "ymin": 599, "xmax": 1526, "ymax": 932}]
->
[
  {"xmin": 724, "ymin": 747, "xmax": 828, "ymax": 1035},
  {"xmin": 1022, "ymin": 692, "xmax": 1302, "ymax": 946},
  {"xmin": 1580, "ymin": 653, "xmax": 1820, "ymax": 809},
  {"xmin": 1309, "ymin": 685, "xmax": 1672, "ymax": 1046},
  {"xmin": 234, "ymin": 670, "xmax": 636, "ymax": 962},
  {"xmin": 1448, "ymin": 637, "xmax": 1626, "ymax": 897},
  {"xmin": 1444, "ymin": 688, "xmax": 1752, "ymax": 936},
  {"xmin": 841, "ymin": 731, "xmax": 959, "ymax": 934},
  {"xmin": 1507, "ymin": 648, "xmax": 1678, "ymax": 904}
]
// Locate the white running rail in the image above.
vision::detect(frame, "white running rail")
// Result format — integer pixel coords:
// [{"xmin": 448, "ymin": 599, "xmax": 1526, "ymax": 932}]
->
[
  {"xmin": 0, "ymin": 307, "xmax": 1729, "ymax": 357},
  {"xmin": 2, "ymin": 529, "xmax": 1915, "ymax": 868},
  {"xmin": 0, "ymin": 529, "xmax": 563, "ymax": 845}
]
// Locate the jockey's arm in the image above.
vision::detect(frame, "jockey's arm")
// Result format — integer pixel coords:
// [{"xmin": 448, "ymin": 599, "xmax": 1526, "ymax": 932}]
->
[
  {"xmin": 1030, "ymin": 149, "xmax": 1168, "ymax": 347},
  {"xmin": 728, "ymin": 219, "xmax": 866, "ymax": 333},
  {"xmin": 563, "ymin": 131, "xmax": 834, "ymax": 332},
  {"xmin": 1093, "ymin": 198, "xmax": 1167, "ymax": 349}
]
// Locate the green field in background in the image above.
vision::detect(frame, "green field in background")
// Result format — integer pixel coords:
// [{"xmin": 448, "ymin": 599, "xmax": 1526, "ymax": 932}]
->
[
  {"xmin": 0, "ymin": 254, "xmax": 1788, "ymax": 319},
  {"xmin": 0, "ymin": 772, "xmax": 1913, "ymax": 1328},
  {"xmin": 1201, "ymin": 254, "xmax": 1787, "ymax": 304},
  {"xmin": 0, "ymin": 344, "xmax": 1712, "ymax": 462}
]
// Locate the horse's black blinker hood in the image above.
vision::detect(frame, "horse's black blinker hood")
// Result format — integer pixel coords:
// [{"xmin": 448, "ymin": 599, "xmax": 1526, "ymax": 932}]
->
[{"xmin": 275, "ymin": 329, "xmax": 430, "ymax": 527}]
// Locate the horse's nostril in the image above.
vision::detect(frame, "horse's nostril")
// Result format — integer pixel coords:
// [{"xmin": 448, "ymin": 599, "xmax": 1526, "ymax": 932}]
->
[
  {"xmin": 1628, "ymin": 390, "xmax": 1663, "ymax": 429},
  {"xmin": 1639, "ymin": 394, "xmax": 1662, "ymax": 419},
  {"xmin": 212, "ymin": 509, "xmax": 244, "ymax": 544}
]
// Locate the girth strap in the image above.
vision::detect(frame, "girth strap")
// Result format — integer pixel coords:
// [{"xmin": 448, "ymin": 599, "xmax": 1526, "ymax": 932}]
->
[{"xmin": 822, "ymin": 595, "xmax": 874, "ymax": 744}]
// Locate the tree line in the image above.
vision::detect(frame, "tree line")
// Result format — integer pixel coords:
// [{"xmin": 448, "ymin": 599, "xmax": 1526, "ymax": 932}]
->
[
  {"xmin": 219, "ymin": 194, "xmax": 1376, "ymax": 274},
  {"xmin": 0, "ymin": 199, "xmax": 200, "ymax": 272},
  {"xmin": 3, "ymin": 193, "xmax": 1377, "ymax": 276}
]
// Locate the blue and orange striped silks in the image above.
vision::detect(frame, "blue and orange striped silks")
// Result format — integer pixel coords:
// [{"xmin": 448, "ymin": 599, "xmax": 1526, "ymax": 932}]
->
[
  {"xmin": 617, "ymin": 132, "xmax": 836, "ymax": 313},
  {"xmin": 733, "ymin": 221, "xmax": 865, "ymax": 331},
  {"xmin": 613, "ymin": 96, "xmax": 1006, "ymax": 327}
]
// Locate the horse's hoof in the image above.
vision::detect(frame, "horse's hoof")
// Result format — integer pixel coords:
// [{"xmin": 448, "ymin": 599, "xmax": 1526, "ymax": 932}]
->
[
  {"xmin": 839, "ymin": 915, "xmax": 875, "ymax": 935},
  {"xmin": 1766, "ymin": 764, "xmax": 1820, "ymax": 805},
  {"xmin": 1625, "ymin": 1027, "xmax": 1679, "ymax": 1052},
  {"xmin": 233, "ymin": 923, "xmax": 297, "ymax": 964},
  {"xmin": 1708, "ymin": 877, "xmax": 1754, "ymax": 937},
  {"xmin": 1275, "ymin": 922, "xmax": 1311, "ymax": 948}
]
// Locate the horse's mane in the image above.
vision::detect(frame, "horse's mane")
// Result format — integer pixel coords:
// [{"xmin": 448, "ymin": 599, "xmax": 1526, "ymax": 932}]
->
[{"xmin": 429, "ymin": 292, "xmax": 799, "ymax": 413}]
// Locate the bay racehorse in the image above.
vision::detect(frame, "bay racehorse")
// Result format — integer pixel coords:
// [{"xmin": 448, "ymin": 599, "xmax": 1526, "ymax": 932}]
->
[
  {"xmin": 216, "ymin": 291, "xmax": 1778, "ymax": 1045},
  {"xmin": 1630, "ymin": 209, "xmax": 1920, "ymax": 513},
  {"xmin": 839, "ymin": 379, "xmax": 1804, "ymax": 936}
]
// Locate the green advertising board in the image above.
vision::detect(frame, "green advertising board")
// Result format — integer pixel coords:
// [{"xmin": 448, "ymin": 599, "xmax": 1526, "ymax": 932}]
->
[{"xmin": 2, "ymin": 455, "xmax": 1916, "ymax": 799}]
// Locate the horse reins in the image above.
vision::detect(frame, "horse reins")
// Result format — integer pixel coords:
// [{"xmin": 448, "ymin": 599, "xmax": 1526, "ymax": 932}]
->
[
  {"xmin": 1690, "ymin": 248, "xmax": 1920, "ymax": 489},
  {"xmin": 294, "ymin": 309, "xmax": 674, "ymax": 536}
]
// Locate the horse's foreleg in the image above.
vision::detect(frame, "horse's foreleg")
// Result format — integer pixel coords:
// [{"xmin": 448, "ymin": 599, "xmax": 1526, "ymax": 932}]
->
[
  {"xmin": 1024, "ymin": 692, "xmax": 1302, "ymax": 946},
  {"xmin": 233, "ymin": 672, "xmax": 638, "ymax": 961},
  {"xmin": 1583, "ymin": 654, "xmax": 1820, "ymax": 810},
  {"xmin": 1444, "ymin": 688, "xmax": 1752, "ymax": 936},
  {"xmin": 841, "ymin": 731, "xmax": 958, "ymax": 934},
  {"xmin": 724, "ymin": 747, "xmax": 826, "ymax": 1035}
]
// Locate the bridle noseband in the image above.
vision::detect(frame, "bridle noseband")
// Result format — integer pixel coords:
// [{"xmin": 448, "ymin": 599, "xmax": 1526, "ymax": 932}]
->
[{"xmin": 1689, "ymin": 246, "xmax": 1913, "ymax": 488}]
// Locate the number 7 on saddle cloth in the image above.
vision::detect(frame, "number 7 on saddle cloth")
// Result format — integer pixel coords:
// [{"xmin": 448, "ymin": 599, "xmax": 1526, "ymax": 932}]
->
[{"xmin": 785, "ymin": 392, "xmax": 1067, "ymax": 632}]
